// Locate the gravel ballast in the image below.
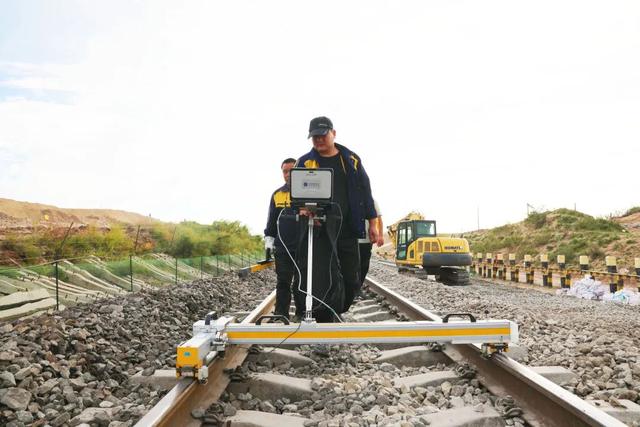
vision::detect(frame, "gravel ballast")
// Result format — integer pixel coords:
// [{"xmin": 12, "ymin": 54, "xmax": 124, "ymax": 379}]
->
[
  {"xmin": 214, "ymin": 344, "xmax": 507, "ymax": 427},
  {"xmin": 368, "ymin": 262, "xmax": 640, "ymax": 408},
  {"xmin": 0, "ymin": 271, "xmax": 273, "ymax": 427},
  {"xmin": 208, "ymin": 297, "xmax": 521, "ymax": 427}
]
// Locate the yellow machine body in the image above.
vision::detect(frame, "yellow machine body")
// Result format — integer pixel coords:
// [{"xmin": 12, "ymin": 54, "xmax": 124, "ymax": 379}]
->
[{"xmin": 387, "ymin": 213, "xmax": 472, "ymax": 284}]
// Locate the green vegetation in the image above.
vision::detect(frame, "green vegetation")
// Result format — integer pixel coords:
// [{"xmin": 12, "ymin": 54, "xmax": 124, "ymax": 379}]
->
[
  {"xmin": 1, "ymin": 220, "xmax": 262, "ymax": 266},
  {"xmin": 524, "ymin": 211, "xmax": 548, "ymax": 229},
  {"xmin": 467, "ymin": 208, "xmax": 633, "ymax": 268},
  {"xmin": 624, "ymin": 206, "xmax": 640, "ymax": 217},
  {"xmin": 151, "ymin": 221, "xmax": 262, "ymax": 257},
  {"xmin": 574, "ymin": 217, "xmax": 623, "ymax": 233}
]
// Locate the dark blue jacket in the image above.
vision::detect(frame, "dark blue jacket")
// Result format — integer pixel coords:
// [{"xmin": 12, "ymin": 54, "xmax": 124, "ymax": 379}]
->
[
  {"xmin": 296, "ymin": 143, "xmax": 376, "ymax": 238},
  {"xmin": 264, "ymin": 184, "xmax": 298, "ymax": 251}
]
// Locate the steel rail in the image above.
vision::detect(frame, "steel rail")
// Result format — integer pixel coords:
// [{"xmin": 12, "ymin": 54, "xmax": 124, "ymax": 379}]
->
[
  {"xmin": 135, "ymin": 290, "xmax": 276, "ymax": 427},
  {"xmin": 364, "ymin": 276, "xmax": 626, "ymax": 427}
]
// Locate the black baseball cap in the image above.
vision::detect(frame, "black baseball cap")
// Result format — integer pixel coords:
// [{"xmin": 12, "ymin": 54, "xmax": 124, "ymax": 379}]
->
[{"xmin": 308, "ymin": 116, "xmax": 333, "ymax": 138}]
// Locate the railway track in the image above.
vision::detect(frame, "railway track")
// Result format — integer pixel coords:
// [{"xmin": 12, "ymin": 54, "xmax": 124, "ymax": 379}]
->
[
  {"xmin": 365, "ymin": 277, "xmax": 624, "ymax": 427},
  {"xmin": 135, "ymin": 290, "xmax": 276, "ymax": 427},
  {"xmin": 135, "ymin": 270, "xmax": 626, "ymax": 427}
]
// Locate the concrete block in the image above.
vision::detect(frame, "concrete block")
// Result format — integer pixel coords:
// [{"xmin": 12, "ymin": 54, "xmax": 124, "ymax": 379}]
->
[
  {"xmin": 505, "ymin": 344, "xmax": 527, "ymax": 361},
  {"xmin": 249, "ymin": 348, "xmax": 313, "ymax": 368},
  {"xmin": 393, "ymin": 370, "xmax": 457, "ymax": 389},
  {"xmin": 530, "ymin": 366, "xmax": 578, "ymax": 385},
  {"xmin": 350, "ymin": 304, "xmax": 382, "ymax": 315},
  {"xmin": 375, "ymin": 346, "xmax": 449, "ymax": 367},
  {"xmin": 226, "ymin": 410, "xmax": 308, "ymax": 427},
  {"xmin": 589, "ymin": 399, "xmax": 640, "ymax": 425},
  {"xmin": 421, "ymin": 405, "xmax": 504, "ymax": 427},
  {"xmin": 229, "ymin": 373, "xmax": 313, "ymax": 402},
  {"xmin": 0, "ymin": 298, "xmax": 58, "ymax": 321},
  {"xmin": 129, "ymin": 369, "xmax": 176, "ymax": 391},
  {"xmin": 353, "ymin": 311, "xmax": 395, "ymax": 322},
  {"xmin": 0, "ymin": 289, "xmax": 50, "ymax": 310}
]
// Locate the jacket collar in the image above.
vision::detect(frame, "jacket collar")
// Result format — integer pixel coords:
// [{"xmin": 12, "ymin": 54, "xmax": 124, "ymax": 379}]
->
[
  {"xmin": 307, "ymin": 143, "xmax": 355, "ymax": 170},
  {"xmin": 279, "ymin": 183, "xmax": 290, "ymax": 192}
]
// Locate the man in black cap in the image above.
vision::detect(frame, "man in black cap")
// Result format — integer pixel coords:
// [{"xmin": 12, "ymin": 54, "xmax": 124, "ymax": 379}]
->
[{"xmin": 296, "ymin": 116, "xmax": 380, "ymax": 319}]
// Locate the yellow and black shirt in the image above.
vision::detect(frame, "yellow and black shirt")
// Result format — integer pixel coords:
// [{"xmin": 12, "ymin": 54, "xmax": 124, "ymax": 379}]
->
[{"xmin": 264, "ymin": 184, "xmax": 298, "ymax": 251}]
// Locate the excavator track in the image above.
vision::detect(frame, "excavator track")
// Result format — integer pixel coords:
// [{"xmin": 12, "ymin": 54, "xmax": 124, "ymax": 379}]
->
[{"xmin": 437, "ymin": 267, "xmax": 471, "ymax": 286}]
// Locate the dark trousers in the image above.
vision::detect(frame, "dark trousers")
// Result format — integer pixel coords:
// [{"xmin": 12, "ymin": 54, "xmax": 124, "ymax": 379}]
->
[
  {"xmin": 274, "ymin": 248, "xmax": 299, "ymax": 318},
  {"xmin": 359, "ymin": 242, "xmax": 373, "ymax": 285},
  {"xmin": 296, "ymin": 217, "xmax": 352, "ymax": 322},
  {"xmin": 339, "ymin": 237, "xmax": 361, "ymax": 313}
]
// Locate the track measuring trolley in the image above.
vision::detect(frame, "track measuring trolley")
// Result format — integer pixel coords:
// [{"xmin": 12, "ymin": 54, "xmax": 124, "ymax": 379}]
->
[{"xmin": 176, "ymin": 168, "xmax": 518, "ymax": 383}]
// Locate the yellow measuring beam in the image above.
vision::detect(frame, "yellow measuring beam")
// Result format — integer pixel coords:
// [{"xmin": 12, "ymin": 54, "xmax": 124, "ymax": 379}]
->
[{"xmin": 227, "ymin": 327, "xmax": 510, "ymax": 340}]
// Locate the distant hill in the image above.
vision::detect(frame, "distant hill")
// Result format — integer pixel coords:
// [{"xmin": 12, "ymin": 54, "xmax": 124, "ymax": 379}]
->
[
  {"xmin": 0, "ymin": 198, "xmax": 159, "ymax": 232},
  {"xmin": 0, "ymin": 198, "xmax": 261, "ymax": 265},
  {"xmin": 465, "ymin": 208, "xmax": 640, "ymax": 270}
]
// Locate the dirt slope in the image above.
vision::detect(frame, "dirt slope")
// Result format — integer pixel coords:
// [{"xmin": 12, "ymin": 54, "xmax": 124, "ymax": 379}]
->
[{"xmin": 0, "ymin": 198, "xmax": 159, "ymax": 232}]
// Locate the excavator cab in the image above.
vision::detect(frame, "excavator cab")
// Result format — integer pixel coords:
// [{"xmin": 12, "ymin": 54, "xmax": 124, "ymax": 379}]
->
[{"xmin": 395, "ymin": 220, "xmax": 436, "ymax": 261}]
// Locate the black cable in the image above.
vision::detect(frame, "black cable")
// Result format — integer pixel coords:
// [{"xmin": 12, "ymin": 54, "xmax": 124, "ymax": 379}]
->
[
  {"xmin": 264, "ymin": 321, "xmax": 304, "ymax": 353},
  {"xmin": 276, "ymin": 207, "xmax": 344, "ymax": 322}
]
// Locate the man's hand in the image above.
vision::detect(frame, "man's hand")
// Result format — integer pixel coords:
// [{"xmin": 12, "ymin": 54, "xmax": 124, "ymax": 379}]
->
[
  {"xmin": 376, "ymin": 217, "xmax": 385, "ymax": 246},
  {"xmin": 368, "ymin": 218, "xmax": 382, "ymax": 246},
  {"xmin": 299, "ymin": 208, "xmax": 321, "ymax": 226},
  {"xmin": 298, "ymin": 208, "xmax": 314, "ymax": 217},
  {"xmin": 375, "ymin": 233, "xmax": 384, "ymax": 246},
  {"xmin": 264, "ymin": 236, "xmax": 275, "ymax": 251}
]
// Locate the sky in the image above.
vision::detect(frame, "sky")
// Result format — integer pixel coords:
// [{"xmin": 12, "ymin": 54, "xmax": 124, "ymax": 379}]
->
[{"xmin": 1, "ymin": 0, "xmax": 639, "ymax": 235}]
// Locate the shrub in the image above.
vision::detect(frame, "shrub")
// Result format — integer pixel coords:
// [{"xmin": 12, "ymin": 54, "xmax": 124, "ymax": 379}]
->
[
  {"xmin": 533, "ymin": 232, "xmax": 553, "ymax": 246},
  {"xmin": 174, "ymin": 235, "xmax": 195, "ymax": 258},
  {"xmin": 1, "ymin": 236, "xmax": 42, "ymax": 261},
  {"xmin": 588, "ymin": 244, "xmax": 604, "ymax": 259},
  {"xmin": 525, "ymin": 211, "xmax": 548, "ymax": 229},
  {"xmin": 557, "ymin": 215, "xmax": 578, "ymax": 227},
  {"xmin": 574, "ymin": 217, "xmax": 623, "ymax": 233}
]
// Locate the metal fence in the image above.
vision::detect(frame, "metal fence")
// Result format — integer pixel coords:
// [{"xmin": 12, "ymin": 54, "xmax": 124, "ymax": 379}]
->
[
  {"xmin": 472, "ymin": 252, "xmax": 640, "ymax": 292},
  {"xmin": 0, "ymin": 251, "xmax": 263, "ymax": 320}
]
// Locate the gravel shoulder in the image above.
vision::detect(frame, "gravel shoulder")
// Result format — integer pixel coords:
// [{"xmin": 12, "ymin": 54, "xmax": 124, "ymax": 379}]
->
[
  {"xmin": 0, "ymin": 271, "xmax": 274, "ymax": 427},
  {"xmin": 368, "ymin": 262, "xmax": 640, "ymax": 405}
]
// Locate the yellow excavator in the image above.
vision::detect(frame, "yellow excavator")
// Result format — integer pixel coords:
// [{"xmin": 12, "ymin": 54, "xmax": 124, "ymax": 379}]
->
[{"xmin": 387, "ymin": 212, "xmax": 472, "ymax": 285}]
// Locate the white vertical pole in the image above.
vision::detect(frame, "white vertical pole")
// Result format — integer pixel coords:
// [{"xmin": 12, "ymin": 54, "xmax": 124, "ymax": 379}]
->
[{"xmin": 305, "ymin": 215, "xmax": 314, "ymax": 322}]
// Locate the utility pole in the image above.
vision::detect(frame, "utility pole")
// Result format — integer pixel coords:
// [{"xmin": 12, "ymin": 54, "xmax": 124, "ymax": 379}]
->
[{"xmin": 477, "ymin": 206, "xmax": 480, "ymax": 231}]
